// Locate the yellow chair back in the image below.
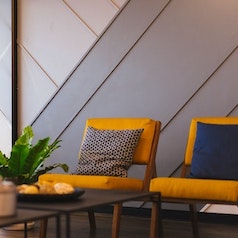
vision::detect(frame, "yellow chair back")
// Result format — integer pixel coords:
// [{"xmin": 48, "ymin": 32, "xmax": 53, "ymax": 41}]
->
[{"xmin": 84, "ymin": 118, "xmax": 160, "ymax": 165}]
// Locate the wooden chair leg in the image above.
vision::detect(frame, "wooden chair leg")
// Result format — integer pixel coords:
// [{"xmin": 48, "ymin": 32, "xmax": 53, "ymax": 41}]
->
[
  {"xmin": 189, "ymin": 204, "xmax": 199, "ymax": 238},
  {"xmin": 39, "ymin": 218, "xmax": 48, "ymax": 238},
  {"xmin": 87, "ymin": 208, "xmax": 96, "ymax": 230},
  {"xmin": 112, "ymin": 203, "xmax": 122, "ymax": 238},
  {"xmin": 150, "ymin": 195, "xmax": 163, "ymax": 238}
]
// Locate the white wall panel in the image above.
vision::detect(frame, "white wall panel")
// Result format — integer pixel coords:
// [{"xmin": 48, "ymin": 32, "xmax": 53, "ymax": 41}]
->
[
  {"xmin": 0, "ymin": 47, "xmax": 11, "ymax": 120},
  {"xmin": 0, "ymin": 0, "xmax": 11, "ymax": 51},
  {"xmin": 18, "ymin": 48, "xmax": 58, "ymax": 128},
  {"xmin": 0, "ymin": 0, "xmax": 12, "ymax": 153},
  {"xmin": 64, "ymin": 0, "xmax": 119, "ymax": 35},
  {"xmin": 0, "ymin": 24, "xmax": 11, "ymax": 53},
  {"xmin": 0, "ymin": 111, "xmax": 11, "ymax": 156},
  {"xmin": 18, "ymin": 0, "xmax": 96, "ymax": 86},
  {"xmin": 112, "ymin": 0, "xmax": 127, "ymax": 8}
]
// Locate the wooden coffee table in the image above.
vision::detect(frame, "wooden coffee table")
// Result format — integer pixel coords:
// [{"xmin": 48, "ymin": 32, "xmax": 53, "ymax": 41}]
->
[{"xmin": 18, "ymin": 189, "xmax": 161, "ymax": 238}]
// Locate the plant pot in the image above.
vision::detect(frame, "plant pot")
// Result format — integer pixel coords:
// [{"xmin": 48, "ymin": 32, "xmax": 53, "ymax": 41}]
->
[{"xmin": 0, "ymin": 181, "xmax": 16, "ymax": 217}]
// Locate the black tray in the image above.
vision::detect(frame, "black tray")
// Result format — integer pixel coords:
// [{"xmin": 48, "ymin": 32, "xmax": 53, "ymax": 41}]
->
[{"xmin": 17, "ymin": 188, "xmax": 85, "ymax": 202}]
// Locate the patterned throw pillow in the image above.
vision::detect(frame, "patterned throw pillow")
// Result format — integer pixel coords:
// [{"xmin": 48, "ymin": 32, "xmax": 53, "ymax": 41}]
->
[{"xmin": 73, "ymin": 126, "xmax": 144, "ymax": 177}]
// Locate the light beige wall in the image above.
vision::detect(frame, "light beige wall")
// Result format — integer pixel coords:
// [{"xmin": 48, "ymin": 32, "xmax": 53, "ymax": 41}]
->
[{"xmin": 0, "ymin": 0, "xmax": 12, "ymax": 155}]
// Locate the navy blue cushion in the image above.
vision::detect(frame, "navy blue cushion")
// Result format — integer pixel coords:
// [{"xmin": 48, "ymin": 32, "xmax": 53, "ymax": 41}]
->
[{"xmin": 190, "ymin": 122, "xmax": 238, "ymax": 180}]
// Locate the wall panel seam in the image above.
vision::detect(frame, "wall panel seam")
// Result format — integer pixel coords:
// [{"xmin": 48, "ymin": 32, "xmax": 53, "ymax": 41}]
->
[
  {"xmin": 160, "ymin": 44, "xmax": 238, "ymax": 132},
  {"xmin": 18, "ymin": 42, "xmax": 59, "ymax": 88},
  {"xmin": 31, "ymin": 0, "xmax": 130, "ymax": 122},
  {"xmin": 228, "ymin": 104, "xmax": 238, "ymax": 116},
  {"xmin": 110, "ymin": 0, "xmax": 123, "ymax": 9},
  {"xmin": 0, "ymin": 42, "xmax": 11, "ymax": 60},
  {"xmin": 32, "ymin": 0, "xmax": 172, "ymax": 132},
  {"xmin": 36, "ymin": 0, "xmax": 173, "ymax": 140},
  {"xmin": 61, "ymin": 0, "xmax": 98, "ymax": 37}
]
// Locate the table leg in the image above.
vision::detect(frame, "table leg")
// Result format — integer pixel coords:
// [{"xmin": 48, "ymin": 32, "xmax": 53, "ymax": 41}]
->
[
  {"xmin": 40, "ymin": 218, "xmax": 48, "ymax": 238},
  {"xmin": 24, "ymin": 222, "xmax": 27, "ymax": 238},
  {"xmin": 55, "ymin": 215, "xmax": 61, "ymax": 238},
  {"xmin": 65, "ymin": 214, "xmax": 71, "ymax": 238},
  {"xmin": 150, "ymin": 194, "xmax": 163, "ymax": 238}
]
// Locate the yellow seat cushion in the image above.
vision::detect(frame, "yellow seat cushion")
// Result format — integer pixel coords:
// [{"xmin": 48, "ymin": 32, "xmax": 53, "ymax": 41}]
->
[
  {"xmin": 150, "ymin": 177, "xmax": 238, "ymax": 202},
  {"xmin": 39, "ymin": 174, "xmax": 143, "ymax": 191}
]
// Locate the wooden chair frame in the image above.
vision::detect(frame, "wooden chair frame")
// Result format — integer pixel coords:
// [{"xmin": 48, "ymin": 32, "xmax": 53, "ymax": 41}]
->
[{"xmin": 111, "ymin": 120, "xmax": 161, "ymax": 238}]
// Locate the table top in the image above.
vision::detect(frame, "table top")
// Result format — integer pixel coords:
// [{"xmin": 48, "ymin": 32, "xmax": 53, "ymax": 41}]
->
[
  {"xmin": 18, "ymin": 189, "xmax": 160, "ymax": 213},
  {"xmin": 0, "ymin": 209, "xmax": 59, "ymax": 228}
]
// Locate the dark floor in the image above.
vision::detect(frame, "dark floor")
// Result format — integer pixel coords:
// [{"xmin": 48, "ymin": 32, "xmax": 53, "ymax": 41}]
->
[{"xmin": 0, "ymin": 211, "xmax": 237, "ymax": 238}]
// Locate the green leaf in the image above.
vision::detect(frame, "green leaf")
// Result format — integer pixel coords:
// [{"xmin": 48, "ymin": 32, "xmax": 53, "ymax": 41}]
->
[
  {"xmin": 23, "ymin": 138, "xmax": 50, "ymax": 177},
  {"xmin": 0, "ymin": 151, "xmax": 8, "ymax": 166},
  {"xmin": 41, "ymin": 139, "xmax": 61, "ymax": 159},
  {"xmin": 9, "ymin": 144, "xmax": 30, "ymax": 177},
  {"xmin": 0, "ymin": 125, "xmax": 69, "ymax": 184},
  {"xmin": 15, "ymin": 126, "xmax": 34, "ymax": 146},
  {"xmin": 6, "ymin": 126, "xmax": 33, "ymax": 177},
  {"xmin": 0, "ymin": 165, "xmax": 10, "ymax": 178},
  {"xmin": 19, "ymin": 163, "xmax": 69, "ymax": 184}
]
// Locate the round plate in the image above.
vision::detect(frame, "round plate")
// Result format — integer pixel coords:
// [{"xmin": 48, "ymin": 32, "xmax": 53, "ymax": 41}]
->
[{"xmin": 17, "ymin": 188, "xmax": 85, "ymax": 202}]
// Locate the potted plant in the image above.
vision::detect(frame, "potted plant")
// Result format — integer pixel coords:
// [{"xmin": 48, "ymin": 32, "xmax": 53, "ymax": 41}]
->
[{"xmin": 0, "ymin": 125, "xmax": 68, "ymax": 185}]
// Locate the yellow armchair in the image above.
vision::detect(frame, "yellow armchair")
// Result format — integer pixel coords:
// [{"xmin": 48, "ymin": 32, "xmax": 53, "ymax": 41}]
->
[
  {"xmin": 39, "ymin": 118, "xmax": 161, "ymax": 237},
  {"xmin": 150, "ymin": 117, "xmax": 238, "ymax": 238},
  {"xmin": 40, "ymin": 118, "xmax": 161, "ymax": 190}
]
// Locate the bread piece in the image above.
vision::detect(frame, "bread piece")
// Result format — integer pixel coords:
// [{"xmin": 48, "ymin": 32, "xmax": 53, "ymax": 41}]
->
[
  {"xmin": 54, "ymin": 182, "xmax": 74, "ymax": 194},
  {"xmin": 37, "ymin": 181, "xmax": 57, "ymax": 194},
  {"xmin": 17, "ymin": 184, "xmax": 39, "ymax": 194}
]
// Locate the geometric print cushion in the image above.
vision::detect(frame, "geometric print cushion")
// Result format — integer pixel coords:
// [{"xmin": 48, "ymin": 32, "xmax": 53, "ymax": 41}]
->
[{"xmin": 73, "ymin": 126, "xmax": 144, "ymax": 177}]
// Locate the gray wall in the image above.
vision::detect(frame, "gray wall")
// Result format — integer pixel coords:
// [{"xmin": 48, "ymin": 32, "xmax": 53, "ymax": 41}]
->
[
  {"xmin": 33, "ymin": 0, "xmax": 238, "ymax": 170},
  {"xmin": 20, "ymin": 0, "xmax": 238, "ymax": 210}
]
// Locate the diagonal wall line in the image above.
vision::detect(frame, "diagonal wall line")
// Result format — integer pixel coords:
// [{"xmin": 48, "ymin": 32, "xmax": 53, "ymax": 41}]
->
[
  {"xmin": 31, "ymin": 0, "xmax": 171, "ymax": 141},
  {"xmin": 0, "ymin": 42, "xmax": 11, "ymax": 61},
  {"xmin": 18, "ymin": 42, "xmax": 59, "ymax": 88},
  {"xmin": 54, "ymin": 0, "xmax": 173, "ymax": 140},
  {"xmin": 161, "ymin": 44, "xmax": 238, "ymax": 133},
  {"xmin": 61, "ymin": 0, "xmax": 98, "ymax": 37}
]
